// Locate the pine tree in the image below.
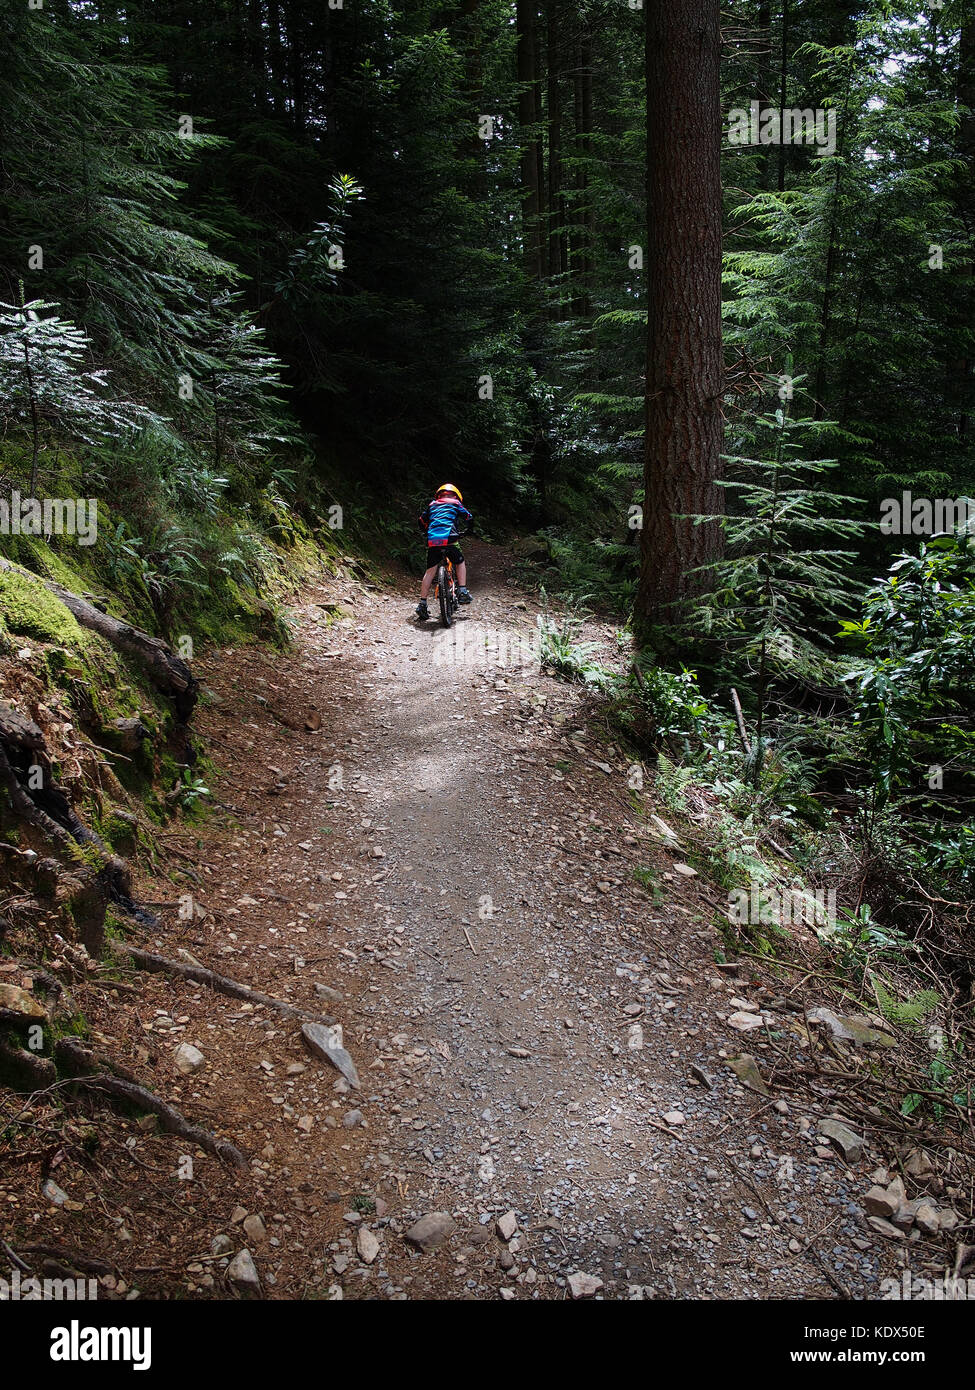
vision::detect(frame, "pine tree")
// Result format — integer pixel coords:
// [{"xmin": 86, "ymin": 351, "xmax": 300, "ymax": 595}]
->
[
  {"xmin": 0, "ymin": 297, "xmax": 157, "ymax": 494},
  {"xmin": 689, "ymin": 399, "xmax": 865, "ymax": 781}
]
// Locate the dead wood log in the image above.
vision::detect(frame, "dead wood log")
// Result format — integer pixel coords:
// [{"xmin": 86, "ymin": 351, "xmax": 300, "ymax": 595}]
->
[
  {"xmin": 0, "ymin": 556, "xmax": 198, "ymax": 719},
  {"xmin": 117, "ymin": 945, "xmax": 335, "ymax": 1025},
  {"xmin": 49, "ymin": 583, "xmax": 198, "ymax": 719}
]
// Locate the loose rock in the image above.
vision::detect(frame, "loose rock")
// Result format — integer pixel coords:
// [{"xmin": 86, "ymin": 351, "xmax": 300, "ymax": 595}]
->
[
  {"xmin": 357, "ymin": 1226, "xmax": 380, "ymax": 1264},
  {"xmin": 727, "ymin": 1053, "xmax": 769, "ymax": 1095},
  {"xmin": 863, "ymin": 1185, "xmax": 899, "ymax": 1220},
  {"xmin": 227, "ymin": 1248, "xmax": 261, "ymax": 1294},
  {"xmin": 0, "ymin": 984, "xmax": 47, "ymax": 1022},
  {"xmin": 806, "ymin": 1007, "xmax": 895, "ymax": 1049},
  {"xmin": 728, "ymin": 1012, "xmax": 765, "ymax": 1032},
  {"xmin": 817, "ymin": 1117, "xmax": 863, "ymax": 1163},
  {"xmin": 243, "ymin": 1214, "xmax": 266, "ymax": 1244},
  {"xmin": 301, "ymin": 1022, "xmax": 361, "ymax": 1089},
  {"xmin": 404, "ymin": 1212, "xmax": 456, "ymax": 1252},
  {"xmin": 174, "ymin": 1042, "xmax": 205, "ymax": 1075},
  {"xmin": 568, "ymin": 1271, "xmax": 604, "ymax": 1299},
  {"xmin": 496, "ymin": 1211, "xmax": 518, "ymax": 1242}
]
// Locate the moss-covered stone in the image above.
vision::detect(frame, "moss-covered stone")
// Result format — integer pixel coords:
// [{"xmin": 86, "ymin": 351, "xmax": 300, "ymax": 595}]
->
[
  {"xmin": 98, "ymin": 810, "xmax": 139, "ymax": 856},
  {"xmin": 2, "ymin": 533, "xmax": 91, "ymax": 593},
  {"xmin": 0, "ymin": 570, "xmax": 84, "ymax": 646}
]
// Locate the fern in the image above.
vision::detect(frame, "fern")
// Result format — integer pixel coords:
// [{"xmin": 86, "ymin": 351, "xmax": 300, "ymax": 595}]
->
[{"xmin": 872, "ymin": 979, "xmax": 939, "ymax": 1031}]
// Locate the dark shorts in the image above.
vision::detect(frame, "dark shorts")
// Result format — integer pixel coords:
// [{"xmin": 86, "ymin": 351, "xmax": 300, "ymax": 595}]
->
[{"xmin": 426, "ymin": 543, "xmax": 464, "ymax": 566}]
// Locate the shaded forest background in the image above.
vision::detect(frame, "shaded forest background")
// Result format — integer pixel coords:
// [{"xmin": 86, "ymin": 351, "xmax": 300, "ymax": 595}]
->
[{"xmin": 4, "ymin": 3, "xmax": 972, "ymax": 554}]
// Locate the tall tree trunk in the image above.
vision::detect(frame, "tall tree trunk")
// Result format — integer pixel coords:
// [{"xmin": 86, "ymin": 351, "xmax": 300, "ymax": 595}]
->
[
  {"xmin": 247, "ymin": 0, "xmax": 266, "ymax": 112},
  {"xmin": 757, "ymin": 1, "xmax": 772, "ymax": 98},
  {"xmin": 954, "ymin": 13, "xmax": 975, "ymax": 437},
  {"xmin": 286, "ymin": 0, "xmax": 307, "ymax": 133},
  {"xmin": 267, "ymin": 0, "xmax": 285, "ymax": 115},
  {"xmin": 777, "ymin": 0, "xmax": 790, "ymax": 193},
  {"xmin": 757, "ymin": 1, "xmax": 774, "ymax": 190},
  {"xmin": 533, "ymin": 8, "xmax": 546, "ymax": 276},
  {"xmin": 635, "ymin": 0, "xmax": 724, "ymax": 638},
  {"xmin": 517, "ymin": 0, "xmax": 544, "ymax": 279},
  {"xmin": 838, "ymin": 213, "xmax": 882, "ymax": 425},
  {"xmin": 22, "ymin": 339, "xmax": 41, "ymax": 496},
  {"xmin": 812, "ymin": 173, "xmax": 841, "ymax": 419},
  {"xmin": 571, "ymin": 30, "xmax": 593, "ymax": 315},
  {"xmin": 812, "ymin": 62, "xmax": 854, "ymax": 419},
  {"xmin": 580, "ymin": 30, "xmax": 593, "ymax": 295},
  {"xmin": 462, "ymin": 0, "xmax": 485, "ymax": 194},
  {"xmin": 546, "ymin": 0, "xmax": 567, "ymax": 294}
]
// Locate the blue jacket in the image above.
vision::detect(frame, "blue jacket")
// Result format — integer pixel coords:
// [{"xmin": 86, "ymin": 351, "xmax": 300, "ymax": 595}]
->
[{"xmin": 419, "ymin": 497, "xmax": 473, "ymax": 546}]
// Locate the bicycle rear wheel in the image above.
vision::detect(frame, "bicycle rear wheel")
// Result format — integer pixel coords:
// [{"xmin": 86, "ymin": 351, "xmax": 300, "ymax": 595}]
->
[{"xmin": 438, "ymin": 564, "xmax": 453, "ymax": 628}]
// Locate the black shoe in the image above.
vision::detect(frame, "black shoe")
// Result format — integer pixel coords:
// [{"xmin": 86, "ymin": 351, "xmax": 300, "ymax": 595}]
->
[
  {"xmin": 415, "ymin": 601, "xmax": 429, "ymax": 620},
  {"xmin": 457, "ymin": 588, "xmax": 472, "ymax": 605}
]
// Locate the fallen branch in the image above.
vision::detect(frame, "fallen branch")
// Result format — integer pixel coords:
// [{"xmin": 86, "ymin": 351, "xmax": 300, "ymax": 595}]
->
[
  {"xmin": 763, "ymin": 834, "xmax": 795, "ymax": 863},
  {"xmin": 117, "ymin": 945, "xmax": 335, "ymax": 1025},
  {"xmin": 0, "ymin": 1240, "xmax": 33, "ymax": 1273},
  {"xmin": 727, "ymin": 1157, "xmax": 851, "ymax": 1300},
  {"xmin": 730, "ymin": 687, "xmax": 751, "ymax": 754},
  {"xmin": 15, "ymin": 1244, "xmax": 116, "ymax": 1276}
]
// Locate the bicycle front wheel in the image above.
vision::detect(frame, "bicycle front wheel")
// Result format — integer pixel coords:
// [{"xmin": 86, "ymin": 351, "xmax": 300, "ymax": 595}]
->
[{"xmin": 438, "ymin": 565, "xmax": 453, "ymax": 628}]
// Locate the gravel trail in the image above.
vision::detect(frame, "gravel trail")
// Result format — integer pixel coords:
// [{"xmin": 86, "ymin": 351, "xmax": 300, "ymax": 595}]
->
[{"xmin": 177, "ymin": 540, "xmax": 899, "ymax": 1300}]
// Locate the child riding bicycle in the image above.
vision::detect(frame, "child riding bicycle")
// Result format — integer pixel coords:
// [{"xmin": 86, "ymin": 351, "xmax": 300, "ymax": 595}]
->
[{"xmin": 415, "ymin": 484, "xmax": 473, "ymax": 621}]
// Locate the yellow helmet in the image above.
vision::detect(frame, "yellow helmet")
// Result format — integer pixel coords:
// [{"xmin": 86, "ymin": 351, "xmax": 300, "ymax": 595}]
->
[{"xmin": 437, "ymin": 483, "xmax": 462, "ymax": 502}]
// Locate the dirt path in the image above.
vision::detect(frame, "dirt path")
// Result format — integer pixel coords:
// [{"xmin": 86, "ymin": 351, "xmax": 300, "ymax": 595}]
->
[{"xmin": 86, "ymin": 540, "xmax": 901, "ymax": 1300}]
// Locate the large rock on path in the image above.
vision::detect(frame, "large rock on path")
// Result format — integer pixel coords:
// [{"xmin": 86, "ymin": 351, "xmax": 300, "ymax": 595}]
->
[{"xmin": 301, "ymin": 1022, "xmax": 360, "ymax": 1089}]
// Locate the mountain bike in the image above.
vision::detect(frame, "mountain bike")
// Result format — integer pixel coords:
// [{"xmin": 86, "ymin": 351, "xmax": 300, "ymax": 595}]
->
[
  {"xmin": 435, "ymin": 551, "xmax": 459, "ymax": 628},
  {"xmin": 430, "ymin": 524, "xmax": 471, "ymax": 629}
]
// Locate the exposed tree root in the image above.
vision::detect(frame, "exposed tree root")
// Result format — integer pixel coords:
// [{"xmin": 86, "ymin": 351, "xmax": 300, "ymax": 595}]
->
[
  {"xmin": 0, "ymin": 560, "xmax": 197, "ymax": 951},
  {"xmin": 55, "ymin": 1041, "xmax": 248, "ymax": 1171},
  {"xmin": 0, "ymin": 699, "xmax": 153, "ymax": 951},
  {"xmin": 54, "ymin": 1037, "xmax": 141, "ymax": 1085},
  {"xmin": 117, "ymin": 945, "xmax": 336, "ymax": 1026},
  {"xmin": 0, "ymin": 1038, "xmax": 57, "ymax": 1091},
  {"xmin": 12, "ymin": 1244, "xmax": 117, "ymax": 1277},
  {"xmin": 0, "ymin": 734, "xmax": 77, "ymax": 859}
]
